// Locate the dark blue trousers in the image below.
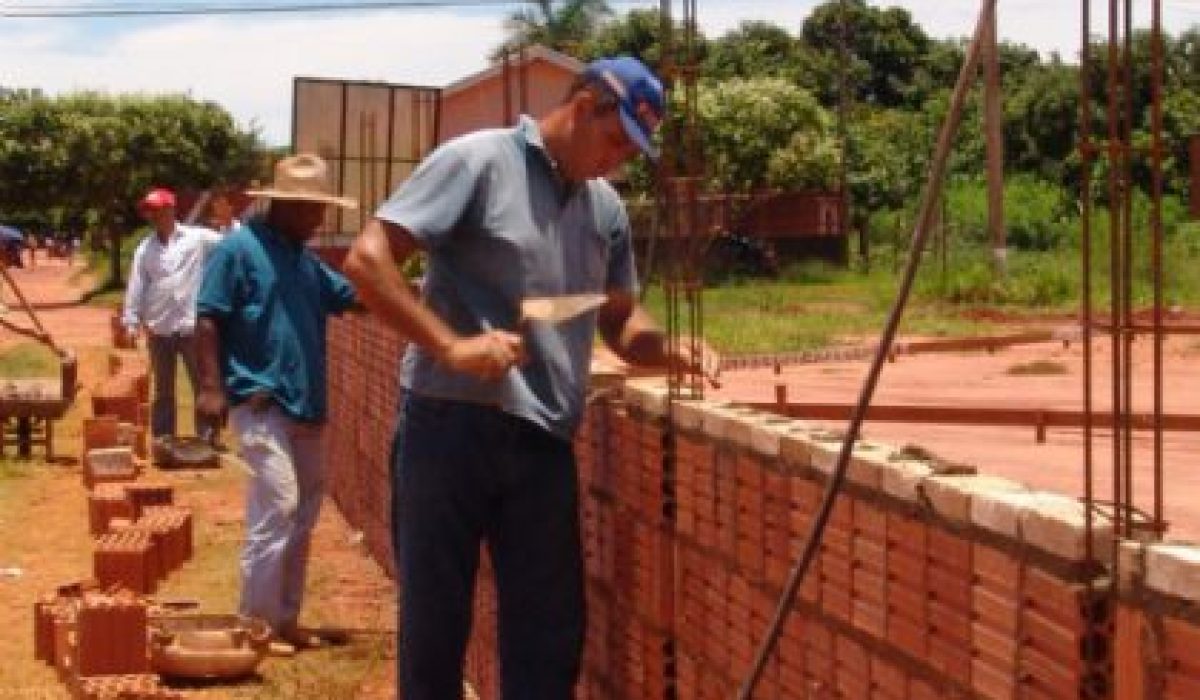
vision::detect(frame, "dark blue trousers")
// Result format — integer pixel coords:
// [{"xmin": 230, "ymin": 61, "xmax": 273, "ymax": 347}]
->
[{"xmin": 393, "ymin": 394, "xmax": 585, "ymax": 700}]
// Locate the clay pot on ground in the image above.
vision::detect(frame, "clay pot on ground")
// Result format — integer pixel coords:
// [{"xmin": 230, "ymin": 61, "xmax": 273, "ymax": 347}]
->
[{"xmin": 149, "ymin": 614, "xmax": 270, "ymax": 680}]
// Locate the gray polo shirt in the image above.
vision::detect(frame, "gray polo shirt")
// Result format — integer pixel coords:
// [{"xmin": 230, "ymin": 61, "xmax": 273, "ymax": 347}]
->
[{"xmin": 376, "ymin": 115, "xmax": 638, "ymax": 440}]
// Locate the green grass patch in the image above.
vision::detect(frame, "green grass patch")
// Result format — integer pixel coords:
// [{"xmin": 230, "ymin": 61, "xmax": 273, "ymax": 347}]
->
[
  {"xmin": 0, "ymin": 343, "xmax": 61, "ymax": 379},
  {"xmin": 0, "ymin": 458, "xmax": 36, "ymax": 482},
  {"xmin": 642, "ymin": 260, "xmax": 1001, "ymax": 354}
]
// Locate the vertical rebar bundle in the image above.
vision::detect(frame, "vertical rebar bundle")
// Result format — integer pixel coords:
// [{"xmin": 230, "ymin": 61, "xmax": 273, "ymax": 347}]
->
[
  {"xmin": 658, "ymin": 0, "xmax": 706, "ymax": 401},
  {"xmin": 1079, "ymin": 0, "xmax": 1167, "ymax": 565}
]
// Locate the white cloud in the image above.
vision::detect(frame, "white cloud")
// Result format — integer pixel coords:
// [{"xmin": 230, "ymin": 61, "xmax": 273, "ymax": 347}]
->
[{"xmin": 1, "ymin": 10, "xmax": 507, "ymax": 144}]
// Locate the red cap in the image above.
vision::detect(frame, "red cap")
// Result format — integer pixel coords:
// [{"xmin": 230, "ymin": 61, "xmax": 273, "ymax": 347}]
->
[{"xmin": 139, "ymin": 188, "xmax": 176, "ymax": 210}]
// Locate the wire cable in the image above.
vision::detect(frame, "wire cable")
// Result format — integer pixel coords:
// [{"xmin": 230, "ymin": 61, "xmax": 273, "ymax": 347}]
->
[{"xmin": 2, "ymin": 0, "xmax": 653, "ymax": 18}]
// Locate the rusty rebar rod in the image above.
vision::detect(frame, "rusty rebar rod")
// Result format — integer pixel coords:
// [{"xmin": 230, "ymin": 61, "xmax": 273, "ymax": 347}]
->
[
  {"xmin": 1080, "ymin": 0, "xmax": 1096, "ymax": 566},
  {"xmin": 1150, "ymin": 0, "xmax": 1166, "ymax": 534},
  {"xmin": 1105, "ymin": 0, "xmax": 1125, "ymax": 540}
]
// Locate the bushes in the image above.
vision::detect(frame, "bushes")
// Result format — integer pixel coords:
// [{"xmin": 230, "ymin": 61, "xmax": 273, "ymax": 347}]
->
[
  {"xmin": 916, "ymin": 250, "xmax": 1078, "ymax": 307},
  {"xmin": 940, "ymin": 174, "xmax": 1076, "ymax": 251}
]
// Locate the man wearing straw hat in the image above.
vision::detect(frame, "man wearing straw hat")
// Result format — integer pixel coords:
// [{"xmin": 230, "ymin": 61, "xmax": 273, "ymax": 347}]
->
[{"xmin": 194, "ymin": 153, "xmax": 357, "ymax": 655}]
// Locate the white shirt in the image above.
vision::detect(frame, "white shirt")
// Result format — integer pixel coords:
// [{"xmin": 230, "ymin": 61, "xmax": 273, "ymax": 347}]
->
[{"xmin": 122, "ymin": 223, "xmax": 223, "ymax": 336}]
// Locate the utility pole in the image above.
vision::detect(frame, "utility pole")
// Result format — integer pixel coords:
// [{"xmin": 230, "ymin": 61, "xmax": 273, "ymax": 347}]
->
[
  {"xmin": 837, "ymin": 0, "xmax": 859, "ymax": 270},
  {"xmin": 984, "ymin": 6, "xmax": 1006, "ymax": 274}
]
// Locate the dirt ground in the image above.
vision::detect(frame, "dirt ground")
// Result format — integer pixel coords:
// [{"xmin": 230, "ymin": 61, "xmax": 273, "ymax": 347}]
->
[{"xmin": 0, "ymin": 257, "xmax": 397, "ymax": 699}]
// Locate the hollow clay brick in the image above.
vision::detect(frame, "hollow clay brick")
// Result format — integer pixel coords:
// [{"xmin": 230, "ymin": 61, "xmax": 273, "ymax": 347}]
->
[
  {"xmin": 75, "ymin": 592, "xmax": 149, "ymax": 676},
  {"xmin": 620, "ymin": 379, "xmax": 668, "ymax": 418},
  {"xmin": 83, "ymin": 447, "xmax": 138, "ymax": 490},
  {"xmin": 920, "ymin": 474, "xmax": 1026, "ymax": 525},
  {"xmin": 880, "ymin": 457, "xmax": 934, "ymax": 503},
  {"xmin": 778, "ymin": 430, "xmax": 816, "ymax": 470},
  {"xmin": 82, "ymin": 416, "xmax": 120, "ymax": 452},
  {"xmin": 1144, "ymin": 542, "xmax": 1200, "ymax": 602},
  {"xmin": 1020, "ymin": 492, "xmax": 1114, "ymax": 564},
  {"xmin": 844, "ymin": 440, "xmax": 891, "ymax": 489},
  {"xmin": 670, "ymin": 399, "xmax": 709, "ymax": 432},
  {"xmin": 971, "ymin": 489, "xmax": 1042, "ymax": 540},
  {"xmin": 1114, "ymin": 604, "xmax": 1146, "ymax": 700},
  {"xmin": 741, "ymin": 415, "xmax": 782, "ymax": 459}
]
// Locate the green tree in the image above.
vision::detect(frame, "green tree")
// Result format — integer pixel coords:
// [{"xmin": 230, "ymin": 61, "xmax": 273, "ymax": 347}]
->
[
  {"xmin": 848, "ymin": 107, "xmax": 931, "ymax": 215},
  {"xmin": 801, "ymin": 0, "xmax": 931, "ymax": 108},
  {"xmin": 496, "ymin": 0, "xmax": 612, "ymax": 57},
  {"xmin": 1004, "ymin": 58, "xmax": 1079, "ymax": 186},
  {"xmin": 694, "ymin": 77, "xmax": 836, "ymax": 192},
  {"xmin": 0, "ymin": 92, "xmax": 262, "ymax": 285},
  {"xmin": 704, "ymin": 21, "xmax": 805, "ymax": 83},
  {"xmin": 579, "ymin": 8, "xmax": 667, "ymax": 63}
]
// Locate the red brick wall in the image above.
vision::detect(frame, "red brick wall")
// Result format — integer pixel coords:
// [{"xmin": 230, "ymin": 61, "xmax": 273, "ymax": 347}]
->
[
  {"xmin": 325, "ymin": 314, "xmax": 404, "ymax": 578},
  {"xmin": 324, "ymin": 315, "xmax": 1200, "ymax": 699}
]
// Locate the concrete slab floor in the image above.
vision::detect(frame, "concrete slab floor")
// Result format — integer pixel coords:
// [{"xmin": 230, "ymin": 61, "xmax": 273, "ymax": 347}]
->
[{"xmin": 708, "ymin": 334, "xmax": 1200, "ymax": 540}]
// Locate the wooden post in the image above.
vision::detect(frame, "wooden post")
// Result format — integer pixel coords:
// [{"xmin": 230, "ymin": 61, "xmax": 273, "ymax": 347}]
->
[
  {"xmin": 984, "ymin": 7, "xmax": 1007, "ymax": 274},
  {"xmin": 1189, "ymin": 134, "xmax": 1200, "ymax": 219}
]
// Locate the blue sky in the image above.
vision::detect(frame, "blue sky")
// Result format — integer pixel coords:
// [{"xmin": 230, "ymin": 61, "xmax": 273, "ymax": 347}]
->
[{"xmin": 2, "ymin": 0, "xmax": 1198, "ymax": 146}]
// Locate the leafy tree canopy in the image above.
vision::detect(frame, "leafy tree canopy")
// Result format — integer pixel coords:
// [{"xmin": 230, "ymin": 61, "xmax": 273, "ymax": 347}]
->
[
  {"xmin": 0, "ymin": 91, "xmax": 263, "ymax": 284},
  {"xmin": 497, "ymin": 0, "xmax": 613, "ymax": 58},
  {"xmin": 694, "ymin": 77, "xmax": 836, "ymax": 193}
]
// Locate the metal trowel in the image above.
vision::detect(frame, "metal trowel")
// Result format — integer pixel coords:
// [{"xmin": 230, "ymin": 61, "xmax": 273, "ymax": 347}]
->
[{"xmin": 520, "ymin": 293, "xmax": 607, "ymax": 325}]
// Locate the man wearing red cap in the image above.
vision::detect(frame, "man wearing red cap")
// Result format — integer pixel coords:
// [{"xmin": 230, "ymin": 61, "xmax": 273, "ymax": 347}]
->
[{"xmin": 122, "ymin": 187, "xmax": 223, "ymax": 448}]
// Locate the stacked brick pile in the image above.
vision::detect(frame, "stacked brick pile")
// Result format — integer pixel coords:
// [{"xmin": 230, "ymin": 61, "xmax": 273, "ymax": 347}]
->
[
  {"xmin": 90, "ymin": 351, "xmax": 150, "ymax": 456},
  {"xmin": 32, "ymin": 372, "xmax": 197, "ymax": 696},
  {"xmin": 89, "ymin": 486, "xmax": 135, "ymax": 537},
  {"xmin": 92, "ymin": 507, "xmax": 193, "ymax": 594},
  {"xmin": 32, "ymin": 584, "xmax": 179, "ymax": 697},
  {"xmin": 81, "ymin": 420, "xmax": 182, "ymax": 594},
  {"xmin": 93, "ymin": 532, "xmax": 158, "ymax": 595},
  {"xmin": 83, "ymin": 445, "xmax": 140, "ymax": 490}
]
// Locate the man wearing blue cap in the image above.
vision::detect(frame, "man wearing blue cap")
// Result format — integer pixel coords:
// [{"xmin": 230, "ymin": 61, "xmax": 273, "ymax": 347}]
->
[{"xmin": 346, "ymin": 55, "xmax": 717, "ymax": 698}]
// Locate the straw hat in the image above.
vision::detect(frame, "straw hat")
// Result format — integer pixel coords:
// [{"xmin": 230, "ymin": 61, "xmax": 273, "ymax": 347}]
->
[{"xmin": 247, "ymin": 154, "xmax": 357, "ymax": 209}]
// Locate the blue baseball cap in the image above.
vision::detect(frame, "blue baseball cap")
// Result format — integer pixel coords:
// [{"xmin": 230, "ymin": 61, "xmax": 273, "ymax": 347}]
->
[{"xmin": 583, "ymin": 56, "xmax": 666, "ymax": 160}]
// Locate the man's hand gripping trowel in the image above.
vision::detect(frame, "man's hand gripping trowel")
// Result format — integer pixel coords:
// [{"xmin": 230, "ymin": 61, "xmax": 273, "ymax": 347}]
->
[
  {"xmin": 519, "ymin": 293, "xmax": 721, "ymax": 387},
  {"xmin": 518, "ymin": 293, "xmax": 608, "ymax": 325}
]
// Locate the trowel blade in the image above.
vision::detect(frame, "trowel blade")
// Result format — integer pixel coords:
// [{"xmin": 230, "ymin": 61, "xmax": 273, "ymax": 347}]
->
[{"xmin": 520, "ymin": 293, "xmax": 607, "ymax": 324}]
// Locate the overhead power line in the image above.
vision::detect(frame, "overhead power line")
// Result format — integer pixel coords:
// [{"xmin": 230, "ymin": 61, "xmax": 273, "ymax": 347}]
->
[{"xmin": 2, "ymin": 0, "xmax": 652, "ymax": 19}]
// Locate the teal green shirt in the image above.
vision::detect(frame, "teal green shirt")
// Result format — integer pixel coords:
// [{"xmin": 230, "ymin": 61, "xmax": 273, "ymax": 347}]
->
[{"xmin": 196, "ymin": 219, "xmax": 356, "ymax": 423}]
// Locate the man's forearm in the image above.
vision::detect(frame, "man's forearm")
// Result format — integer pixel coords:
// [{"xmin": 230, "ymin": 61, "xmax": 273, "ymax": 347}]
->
[
  {"xmin": 122, "ymin": 255, "xmax": 145, "ymax": 327},
  {"xmin": 121, "ymin": 290, "xmax": 141, "ymax": 328},
  {"xmin": 344, "ymin": 219, "xmax": 459, "ymax": 361},
  {"xmin": 608, "ymin": 305, "xmax": 671, "ymax": 368},
  {"xmin": 195, "ymin": 317, "xmax": 223, "ymax": 392},
  {"xmin": 601, "ymin": 300, "xmax": 720, "ymax": 384}
]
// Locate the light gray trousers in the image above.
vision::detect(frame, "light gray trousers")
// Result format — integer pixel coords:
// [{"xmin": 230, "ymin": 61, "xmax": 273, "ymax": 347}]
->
[{"xmin": 230, "ymin": 402, "xmax": 326, "ymax": 632}]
